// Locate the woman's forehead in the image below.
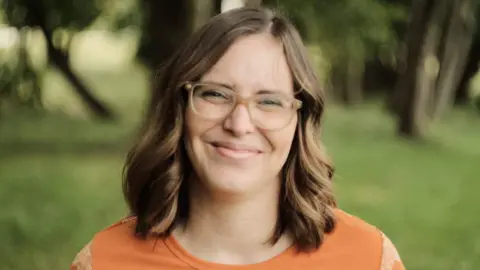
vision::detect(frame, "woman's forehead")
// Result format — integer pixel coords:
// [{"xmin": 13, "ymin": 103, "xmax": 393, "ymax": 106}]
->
[{"xmin": 201, "ymin": 33, "xmax": 293, "ymax": 95}]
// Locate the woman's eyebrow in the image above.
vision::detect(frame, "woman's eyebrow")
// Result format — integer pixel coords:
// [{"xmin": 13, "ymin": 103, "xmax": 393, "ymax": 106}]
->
[
  {"xmin": 257, "ymin": 89, "xmax": 283, "ymax": 95},
  {"xmin": 200, "ymin": 80, "xmax": 287, "ymax": 95},
  {"xmin": 201, "ymin": 80, "xmax": 234, "ymax": 89}
]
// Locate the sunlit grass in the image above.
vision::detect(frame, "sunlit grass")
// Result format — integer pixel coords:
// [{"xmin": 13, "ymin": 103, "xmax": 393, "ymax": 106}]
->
[
  {"xmin": 0, "ymin": 154, "xmax": 127, "ymax": 270},
  {"xmin": 324, "ymin": 103, "xmax": 480, "ymax": 270}
]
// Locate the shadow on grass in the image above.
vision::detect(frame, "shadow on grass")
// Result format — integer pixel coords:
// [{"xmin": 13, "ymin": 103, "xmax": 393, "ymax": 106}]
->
[
  {"xmin": 0, "ymin": 140, "xmax": 130, "ymax": 158},
  {"xmin": 0, "ymin": 108, "xmax": 139, "ymax": 158}
]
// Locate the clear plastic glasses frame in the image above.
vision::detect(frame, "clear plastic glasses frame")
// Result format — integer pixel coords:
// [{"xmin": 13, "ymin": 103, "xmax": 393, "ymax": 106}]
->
[{"xmin": 183, "ymin": 81, "xmax": 302, "ymax": 130}]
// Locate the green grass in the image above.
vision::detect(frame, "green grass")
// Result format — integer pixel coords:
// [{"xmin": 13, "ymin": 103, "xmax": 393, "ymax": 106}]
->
[
  {"xmin": 1, "ymin": 67, "xmax": 479, "ymax": 270},
  {"xmin": 0, "ymin": 154, "xmax": 126, "ymax": 270},
  {"xmin": 324, "ymin": 104, "xmax": 480, "ymax": 269}
]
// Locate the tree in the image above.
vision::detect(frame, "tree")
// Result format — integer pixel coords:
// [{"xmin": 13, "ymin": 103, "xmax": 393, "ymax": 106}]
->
[
  {"xmin": 391, "ymin": 0, "xmax": 435, "ymax": 137},
  {"xmin": 456, "ymin": 37, "xmax": 480, "ymax": 105},
  {"xmin": 136, "ymin": 0, "xmax": 194, "ymax": 70},
  {"xmin": 136, "ymin": 0, "xmax": 222, "ymax": 94},
  {"xmin": 431, "ymin": 0, "xmax": 477, "ymax": 119},
  {"xmin": 3, "ymin": 0, "xmax": 115, "ymax": 118},
  {"xmin": 391, "ymin": 0, "xmax": 478, "ymax": 138},
  {"xmin": 264, "ymin": 0, "xmax": 406, "ymax": 105}
]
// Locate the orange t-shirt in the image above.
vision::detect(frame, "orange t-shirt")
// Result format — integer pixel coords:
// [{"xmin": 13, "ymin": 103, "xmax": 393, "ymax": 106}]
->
[{"xmin": 71, "ymin": 209, "xmax": 405, "ymax": 270}]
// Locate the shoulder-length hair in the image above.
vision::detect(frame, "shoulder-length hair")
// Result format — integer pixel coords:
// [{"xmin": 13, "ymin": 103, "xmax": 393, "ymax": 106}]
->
[{"xmin": 123, "ymin": 7, "xmax": 336, "ymax": 252}]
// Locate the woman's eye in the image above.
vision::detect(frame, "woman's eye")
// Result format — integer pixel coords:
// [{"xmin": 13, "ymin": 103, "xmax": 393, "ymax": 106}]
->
[
  {"xmin": 259, "ymin": 98, "xmax": 284, "ymax": 107},
  {"xmin": 195, "ymin": 87, "xmax": 233, "ymax": 104},
  {"xmin": 201, "ymin": 90, "xmax": 227, "ymax": 98}
]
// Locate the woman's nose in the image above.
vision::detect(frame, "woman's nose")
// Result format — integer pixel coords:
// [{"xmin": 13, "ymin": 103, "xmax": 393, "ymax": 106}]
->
[{"xmin": 223, "ymin": 104, "xmax": 255, "ymax": 136}]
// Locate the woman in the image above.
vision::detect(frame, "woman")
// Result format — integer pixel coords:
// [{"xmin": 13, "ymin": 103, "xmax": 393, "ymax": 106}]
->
[{"xmin": 71, "ymin": 7, "xmax": 404, "ymax": 270}]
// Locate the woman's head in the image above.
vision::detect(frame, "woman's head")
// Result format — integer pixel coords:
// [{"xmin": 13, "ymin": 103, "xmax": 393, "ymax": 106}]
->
[
  {"xmin": 184, "ymin": 30, "xmax": 299, "ymax": 199},
  {"xmin": 124, "ymin": 7, "xmax": 336, "ymax": 251}
]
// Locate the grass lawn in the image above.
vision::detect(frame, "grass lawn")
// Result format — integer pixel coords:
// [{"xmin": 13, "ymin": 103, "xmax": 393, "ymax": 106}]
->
[{"xmin": 1, "ymin": 66, "xmax": 479, "ymax": 270}]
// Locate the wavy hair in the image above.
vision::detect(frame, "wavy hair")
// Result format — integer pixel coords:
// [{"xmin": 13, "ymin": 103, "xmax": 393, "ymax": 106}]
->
[{"xmin": 123, "ymin": 7, "xmax": 336, "ymax": 252}]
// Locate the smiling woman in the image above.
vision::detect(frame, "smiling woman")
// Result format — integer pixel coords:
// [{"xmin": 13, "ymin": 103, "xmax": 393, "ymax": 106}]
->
[{"xmin": 71, "ymin": 7, "xmax": 405, "ymax": 270}]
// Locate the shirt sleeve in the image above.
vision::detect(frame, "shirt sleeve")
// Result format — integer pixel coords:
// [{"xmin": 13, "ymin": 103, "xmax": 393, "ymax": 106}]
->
[
  {"xmin": 379, "ymin": 231, "xmax": 405, "ymax": 270},
  {"xmin": 70, "ymin": 241, "xmax": 93, "ymax": 270}
]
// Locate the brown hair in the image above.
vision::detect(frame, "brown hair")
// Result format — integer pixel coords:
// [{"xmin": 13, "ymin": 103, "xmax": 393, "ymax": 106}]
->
[{"xmin": 123, "ymin": 7, "xmax": 336, "ymax": 252}]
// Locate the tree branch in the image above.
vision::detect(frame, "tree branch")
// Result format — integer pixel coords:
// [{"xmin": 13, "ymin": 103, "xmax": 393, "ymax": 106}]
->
[{"xmin": 22, "ymin": 0, "xmax": 115, "ymax": 119}]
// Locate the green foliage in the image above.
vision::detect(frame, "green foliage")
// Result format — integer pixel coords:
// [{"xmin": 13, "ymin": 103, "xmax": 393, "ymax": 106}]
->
[
  {"xmin": 266, "ymin": 0, "xmax": 408, "ymax": 67},
  {"xmin": 0, "ymin": 63, "xmax": 15, "ymax": 112},
  {"xmin": 100, "ymin": 0, "xmax": 143, "ymax": 31},
  {"xmin": 0, "ymin": 32, "xmax": 43, "ymax": 114},
  {"xmin": 43, "ymin": 0, "xmax": 100, "ymax": 30},
  {"xmin": 474, "ymin": 95, "xmax": 480, "ymax": 112},
  {"xmin": 3, "ymin": 0, "xmax": 101, "ymax": 30},
  {"xmin": 3, "ymin": 0, "xmax": 140, "ymax": 32},
  {"xmin": 469, "ymin": 72, "xmax": 480, "ymax": 112},
  {"xmin": 1, "ymin": 0, "xmax": 102, "ymax": 112}
]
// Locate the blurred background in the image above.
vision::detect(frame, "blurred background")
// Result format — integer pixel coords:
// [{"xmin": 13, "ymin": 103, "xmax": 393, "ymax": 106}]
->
[{"xmin": 0, "ymin": 0, "xmax": 479, "ymax": 269}]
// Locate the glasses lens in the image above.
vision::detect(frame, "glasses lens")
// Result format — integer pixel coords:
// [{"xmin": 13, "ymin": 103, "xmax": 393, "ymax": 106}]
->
[
  {"xmin": 250, "ymin": 94, "xmax": 294, "ymax": 130},
  {"xmin": 191, "ymin": 84, "xmax": 234, "ymax": 119},
  {"xmin": 190, "ymin": 84, "xmax": 297, "ymax": 130}
]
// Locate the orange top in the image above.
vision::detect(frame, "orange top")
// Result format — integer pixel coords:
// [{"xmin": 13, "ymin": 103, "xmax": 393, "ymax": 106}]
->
[{"xmin": 71, "ymin": 209, "xmax": 405, "ymax": 270}]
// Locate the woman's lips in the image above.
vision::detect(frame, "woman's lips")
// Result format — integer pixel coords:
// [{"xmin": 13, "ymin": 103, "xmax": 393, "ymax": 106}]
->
[{"xmin": 210, "ymin": 141, "xmax": 262, "ymax": 159}]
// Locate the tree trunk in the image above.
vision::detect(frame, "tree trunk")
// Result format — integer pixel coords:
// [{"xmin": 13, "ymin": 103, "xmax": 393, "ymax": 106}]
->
[
  {"xmin": 363, "ymin": 59, "xmax": 397, "ymax": 97},
  {"xmin": 394, "ymin": 0, "xmax": 433, "ymax": 137},
  {"xmin": 16, "ymin": 28, "xmax": 43, "ymax": 110},
  {"xmin": 46, "ymin": 38, "xmax": 114, "ymax": 119},
  {"xmin": 245, "ymin": 0, "xmax": 263, "ymax": 8},
  {"xmin": 418, "ymin": 0, "xmax": 448, "ymax": 117},
  {"xmin": 388, "ymin": 0, "xmax": 431, "ymax": 116},
  {"xmin": 455, "ymin": 37, "xmax": 480, "ymax": 105},
  {"xmin": 330, "ymin": 63, "xmax": 346, "ymax": 103},
  {"xmin": 138, "ymin": 0, "xmax": 193, "ymax": 70},
  {"xmin": 330, "ymin": 44, "xmax": 364, "ymax": 106},
  {"xmin": 214, "ymin": 0, "xmax": 223, "ymax": 14},
  {"xmin": 432, "ymin": 0, "xmax": 476, "ymax": 119},
  {"xmin": 22, "ymin": 0, "xmax": 114, "ymax": 119},
  {"xmin": 344, "ymin": 51, "xmax": 365, "ymax": 105},
  {"xmin": 333, "ymin": 59, "xmax": 364, "ymax": 105},
  {"xmin": 137, "ymin": 0, "xmax": 194, "ymax": 104},
  {"xmin": 193, "ymin": 0, "xmax": 217, "ymax": 30}
]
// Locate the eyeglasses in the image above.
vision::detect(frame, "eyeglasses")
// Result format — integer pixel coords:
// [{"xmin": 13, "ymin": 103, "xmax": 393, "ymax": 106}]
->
[{"xmin": 183, "ymin": 81, "xmax": 302, "ymax": 131}]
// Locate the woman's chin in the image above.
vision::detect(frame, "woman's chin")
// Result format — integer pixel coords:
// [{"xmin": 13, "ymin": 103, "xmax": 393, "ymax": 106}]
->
[{"xmin": 202, "ymin": 172, "xmax": 261, "ymax": 197}]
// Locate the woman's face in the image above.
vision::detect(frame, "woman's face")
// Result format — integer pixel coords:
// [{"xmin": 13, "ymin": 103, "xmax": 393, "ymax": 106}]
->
[{"xmin": 184, "ymin": 33, "xmax": 297, "ymax": 197}]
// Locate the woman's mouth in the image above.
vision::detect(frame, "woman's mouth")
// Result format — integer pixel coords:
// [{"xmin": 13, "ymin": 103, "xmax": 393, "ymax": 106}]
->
[{"xmin": 210, "ymin": 141, "xmax": 262, "ymax": 159}]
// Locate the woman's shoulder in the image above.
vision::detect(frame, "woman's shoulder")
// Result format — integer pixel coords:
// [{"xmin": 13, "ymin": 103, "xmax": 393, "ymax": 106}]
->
[
  {"xmin": 70, "ymin": 216, "xmax": 157, "ymax": 270},
  {"xmin": 323, "ymin": 208, "xmax": 404, "ymax": 270},
  {"xmin": 331, "ymin": 208, "xmax": 384, "ymax": 240}
]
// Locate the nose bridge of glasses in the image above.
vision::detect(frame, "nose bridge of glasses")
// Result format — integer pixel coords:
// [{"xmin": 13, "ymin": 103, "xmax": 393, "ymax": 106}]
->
[
  {"xmin": 225, "ymin": 92, "xmax": 295, "ymax": 131},
  {"xmin": 231, "ymin": 95, "xmax": 261, "ymax": 121},
  {"xmin": 226, "ymin": 95, "xmax": 255, "ymax": 123},
  {"xmin": 229, "ymin": 95, "xmax": 250, "ymax": 115},
  {"xmin": 235, "ymin": 95, "xmax": 253, "ymax": 107}
]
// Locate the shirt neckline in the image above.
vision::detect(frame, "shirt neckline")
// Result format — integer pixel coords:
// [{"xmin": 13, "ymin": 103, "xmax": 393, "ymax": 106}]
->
[{"xmin": 161, "ymin": 234, "xmax": 298, "ymax": 270}]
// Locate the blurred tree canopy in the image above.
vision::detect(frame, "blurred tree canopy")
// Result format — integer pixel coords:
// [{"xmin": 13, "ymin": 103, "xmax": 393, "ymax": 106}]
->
[
  {"xmin": 266, "ymin": 0, "xmax": 479, "ymax": 138},
  {"xmin": 1, "ymin": 0, "xmax": 479, "ymax": 138},
  {"xmin": 264, "ymin": 0, "xmax": 408, "ymax": 105},
  {"xmin": 1, "ymin": 0, "xmax": 115, "ymax": 118},
  {"xmin": 390, "ymin": 0, "xmax": 478, "ymax": 137},
  {"xmin": 4, "ymin": 0, "xmax": 99, "ymax": 30}
]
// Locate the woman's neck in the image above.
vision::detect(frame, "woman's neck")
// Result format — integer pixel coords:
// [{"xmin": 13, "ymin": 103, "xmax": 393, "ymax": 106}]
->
[{"xmin": 172, "ymin": 179, "xmax": 292, "ymax": 265}]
